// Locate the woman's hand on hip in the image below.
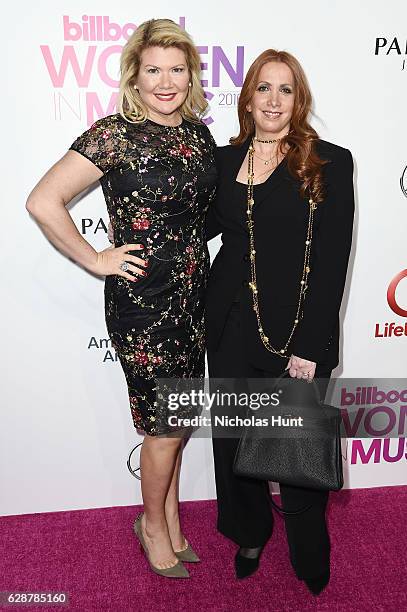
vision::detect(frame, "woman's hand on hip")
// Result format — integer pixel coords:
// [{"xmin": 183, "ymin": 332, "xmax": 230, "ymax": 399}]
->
[
  {"xmin": 90, "ymin": 244, "xmax": 147, "ymax": 281},
  {"xmin": 285, "ymin": 355, "xmax": 316, "ymax": 382}
]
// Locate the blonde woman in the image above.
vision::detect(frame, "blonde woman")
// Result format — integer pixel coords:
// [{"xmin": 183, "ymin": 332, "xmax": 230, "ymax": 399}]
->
[{"xmin": 26, "ymin": 19, "xmax": 217, "ymax": 578}]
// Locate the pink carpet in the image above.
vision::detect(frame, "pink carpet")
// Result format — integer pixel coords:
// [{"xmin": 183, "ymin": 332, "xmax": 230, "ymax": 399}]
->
[{"xmin": 1, "ymin": 486, "xmax": 406, "ymax": 611}]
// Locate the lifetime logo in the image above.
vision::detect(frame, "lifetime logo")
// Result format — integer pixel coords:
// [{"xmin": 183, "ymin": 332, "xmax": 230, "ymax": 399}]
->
[{"xmin": 374, "ymin": 270, "xmax": 407, "ymax": 337}]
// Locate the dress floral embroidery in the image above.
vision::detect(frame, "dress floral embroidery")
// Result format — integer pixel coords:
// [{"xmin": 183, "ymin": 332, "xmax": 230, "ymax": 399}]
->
[{"xmin": 70, "ymin": 114, "xmax": 217, "ymax": 435}]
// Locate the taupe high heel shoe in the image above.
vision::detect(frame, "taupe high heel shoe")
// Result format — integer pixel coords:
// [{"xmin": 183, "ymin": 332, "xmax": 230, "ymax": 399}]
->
[
  {"xmin": 133, "ymin": 514, "xmax": 190, "ymax": 578},
  {"xmin": 174, "ymin": 540, "xmax": 200, "ymax": 563}
]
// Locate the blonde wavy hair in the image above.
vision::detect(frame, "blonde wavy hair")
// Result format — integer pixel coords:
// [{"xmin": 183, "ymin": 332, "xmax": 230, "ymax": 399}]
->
[{"xmin": 117, "ymin": 19, "xmax": 207, "ymax": 124}]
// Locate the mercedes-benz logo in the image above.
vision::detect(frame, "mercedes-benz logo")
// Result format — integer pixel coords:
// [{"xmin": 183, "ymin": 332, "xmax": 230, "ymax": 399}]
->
[
  {"xmin": 401, "ymin": 165, "xmax": 407, "ymax": 197},
  {"xmin": 127, "ymin": 442, "xmax": 142, "ymax": 480}
]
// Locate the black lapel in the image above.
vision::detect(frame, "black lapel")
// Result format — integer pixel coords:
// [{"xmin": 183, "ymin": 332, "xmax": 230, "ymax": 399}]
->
[
  {"xmin": 228, "ymin": 139, "xmax": 250, "ymax": 181},
  {"xmin": 251, "ymin": 158, "xmax": 291, "ymax": 209},
  {"xmin": 228, "ymin": 139, "xmax": 292, "ymax": 209}
]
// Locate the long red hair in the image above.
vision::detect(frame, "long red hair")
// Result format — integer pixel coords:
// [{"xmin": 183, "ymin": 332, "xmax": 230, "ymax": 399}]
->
[{"xmin": 231, "ymin": 49, "xmax": 327, "ymax": 203}]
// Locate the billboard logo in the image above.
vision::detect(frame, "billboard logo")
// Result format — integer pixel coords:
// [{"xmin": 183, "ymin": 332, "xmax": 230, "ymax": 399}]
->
[
  {"xmin": 41, "ymin": 16, "xmax": 244, "ymax": 127},
  {"xmin": 63, "ymin": 15, "xmax": 137, "ymax": 41}
]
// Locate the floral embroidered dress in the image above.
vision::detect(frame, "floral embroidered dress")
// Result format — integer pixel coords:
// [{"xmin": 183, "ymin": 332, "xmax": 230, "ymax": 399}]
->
[{"xmin": 70, "ymin": 113, "xmax": 217, "ymax": 435}]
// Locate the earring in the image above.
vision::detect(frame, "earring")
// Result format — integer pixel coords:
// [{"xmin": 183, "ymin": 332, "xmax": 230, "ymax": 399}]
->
[{"xmin": 188, "ymin": 82, "xmax": 192, "ymax": 87}]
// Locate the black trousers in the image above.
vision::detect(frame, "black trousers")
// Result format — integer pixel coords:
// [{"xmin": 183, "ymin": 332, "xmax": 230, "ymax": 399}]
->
[{"xmin": 207, "ymin": 302, "xmax": 332, "ymax": 580}]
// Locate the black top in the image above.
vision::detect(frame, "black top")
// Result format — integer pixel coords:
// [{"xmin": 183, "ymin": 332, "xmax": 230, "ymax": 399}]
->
[
  {"xmin": 205, "ymin": 139, "xmax": 355, "ymax": 370},
  {"xmin": 231, "ymin": 180, "xmax": 271, "ymax": 303}
]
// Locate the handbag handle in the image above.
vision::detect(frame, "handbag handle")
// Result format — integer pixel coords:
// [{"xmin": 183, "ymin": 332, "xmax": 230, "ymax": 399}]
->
[{"xmin": 274, "ymin": 370, "xmax": 323, "ymax": 406}]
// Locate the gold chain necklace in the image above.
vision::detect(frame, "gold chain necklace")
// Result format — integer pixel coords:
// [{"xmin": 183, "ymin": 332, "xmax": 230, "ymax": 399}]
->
[
  {"xmin": 254, "ymin": 151, "xmax": 276, "ymax": 166},
  {"xmin": 246, "ymin": 138, "xmax": 317, "ymax": 357}
]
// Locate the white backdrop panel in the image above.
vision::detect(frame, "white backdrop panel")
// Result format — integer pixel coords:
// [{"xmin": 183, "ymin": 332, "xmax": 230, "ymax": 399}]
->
[{"xmin": 1, "ymin": 0, "xmax": 406, "ymax": 516}]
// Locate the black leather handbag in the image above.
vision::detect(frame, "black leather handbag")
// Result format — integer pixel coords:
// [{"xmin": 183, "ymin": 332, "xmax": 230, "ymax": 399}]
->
[{"xmin": 233, "ymin": 373, "xmax": 343, "ymax": 514}]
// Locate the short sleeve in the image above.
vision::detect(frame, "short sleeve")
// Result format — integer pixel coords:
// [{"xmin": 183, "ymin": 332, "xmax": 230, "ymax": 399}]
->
[{"xmin": 69, "ymin": 115, "xmax": 128, "ymax": 175}]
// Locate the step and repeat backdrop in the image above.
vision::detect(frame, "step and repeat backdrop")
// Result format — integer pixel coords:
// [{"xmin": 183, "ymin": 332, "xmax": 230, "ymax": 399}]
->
[{"xmin": 2, "ymin": 1, "xmax": 406, "ymax": 515}]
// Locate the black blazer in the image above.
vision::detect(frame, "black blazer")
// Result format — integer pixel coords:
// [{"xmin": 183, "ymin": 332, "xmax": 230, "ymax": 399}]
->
[{"xmin": 205, "ymin": 139, "xmax": 355, "ymax": 370}]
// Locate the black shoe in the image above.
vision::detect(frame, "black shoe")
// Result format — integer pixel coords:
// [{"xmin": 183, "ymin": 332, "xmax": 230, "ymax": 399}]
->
[
  {"xmin": 234, "ymin": 546, "xmax": 264, "ymax": 579},
  {"xmin": 304, "ymin": 570, "xmax": 330, "ymax": 595}
]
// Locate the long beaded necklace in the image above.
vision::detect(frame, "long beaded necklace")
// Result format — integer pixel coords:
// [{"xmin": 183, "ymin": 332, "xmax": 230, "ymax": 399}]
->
[{"xmin": 246, "ymin": 137, "xmax": 317, "ymax": 358}]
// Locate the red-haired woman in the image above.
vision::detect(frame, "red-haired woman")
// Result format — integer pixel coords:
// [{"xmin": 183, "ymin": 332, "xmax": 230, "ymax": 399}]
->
[{"xmin": 205, "ymin": 50, "xmax": 354, "ymax": 594}]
